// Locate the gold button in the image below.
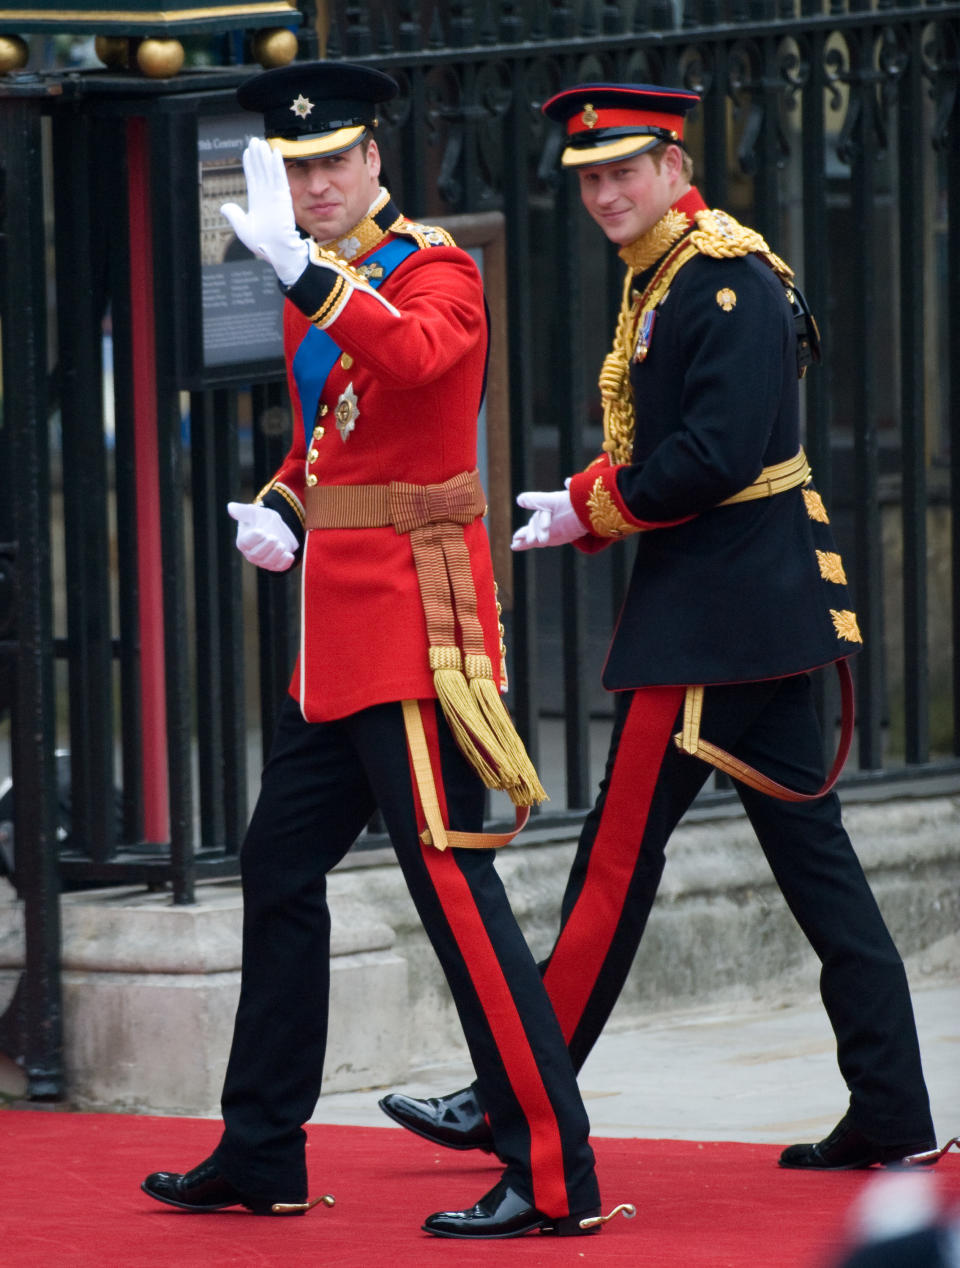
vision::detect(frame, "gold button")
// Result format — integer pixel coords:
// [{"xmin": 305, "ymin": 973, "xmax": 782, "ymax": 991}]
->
[
  {"xmin": 313, "ymin": 425, "xmax": 325, "ymax": 440},
  {"xmin": 306, "ymin": 474, "xmax": 318, "ymax": 487},
  {"xmin": 307, "ymin": 448, "xmax": 318, "ymax": 464},
  {"xmin": 340, "ymin": 353, "xmax": 353, "ymax": 370},
  {"xmin": 319, "ymin": 404, "xmax": 328, "ymax": 417}
]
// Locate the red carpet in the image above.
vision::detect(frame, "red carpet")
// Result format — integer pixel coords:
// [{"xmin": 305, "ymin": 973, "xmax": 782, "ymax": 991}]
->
[{"xmin": 3, "ymin": 1110, "xmax": 958, "ymax": 1267}]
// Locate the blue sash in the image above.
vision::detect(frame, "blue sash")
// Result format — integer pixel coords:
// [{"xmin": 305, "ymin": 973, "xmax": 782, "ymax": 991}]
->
[{"xmin": 291, "ymin": 238, "xmax": 418, "ymax": 443}]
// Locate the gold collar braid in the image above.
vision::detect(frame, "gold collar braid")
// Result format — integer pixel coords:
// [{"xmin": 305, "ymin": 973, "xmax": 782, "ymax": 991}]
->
[
  {"xmin": 617, "ymin": 207, "xmax": 691, "ymax": 274},
  {"xmin": 319, "ymin": 187, "xmax": 393, "ymax": 262}
]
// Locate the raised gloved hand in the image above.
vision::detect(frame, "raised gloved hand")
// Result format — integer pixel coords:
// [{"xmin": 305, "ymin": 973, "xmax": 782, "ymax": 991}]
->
[
  {"xmin": 511, "ymin": 487, "xmax": 586, "ymax": 551},
  {"xmin": 227, "ymin": 501, "xmax": 298, "ymax": 572},
  {"xmin": 220, "ymin": 137, "xmax": 309, "ymax": 286}
]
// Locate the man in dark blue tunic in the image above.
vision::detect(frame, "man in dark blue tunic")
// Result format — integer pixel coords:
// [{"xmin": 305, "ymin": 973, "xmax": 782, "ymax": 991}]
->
[{"xmin": 380, "ymin": 82, "xmax": 938, "ymax": 1172}]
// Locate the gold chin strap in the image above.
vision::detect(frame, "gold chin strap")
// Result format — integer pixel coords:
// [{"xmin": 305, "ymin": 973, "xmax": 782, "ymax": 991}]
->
[
  {"xmin": 402, "ymin": 699, "xmax": 530, "ymax": 850},
  {"xmin": 579, "ymin": 1202, "xmax": 637, "ymax": 1230},
  {"xmin": 674, "ymin": 659, "xmax": 856, "ymax": 802},
  {"xmin": 271, "ymin": 1194, "xmax": 336, "ymax": 1214}
]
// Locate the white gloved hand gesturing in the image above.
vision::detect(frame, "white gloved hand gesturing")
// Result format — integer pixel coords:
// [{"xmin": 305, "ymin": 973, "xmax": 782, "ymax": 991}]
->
[
  {"xmin": 220, "ymin": 138, "xmax": 309, "ymax": 286},
  {"xmin": 511, "ymin": 488, "xmax": 586, "ymax": 551},
  {"xmin": 227, "ymin": 501, "xmax": 298, "ymax": 572}
]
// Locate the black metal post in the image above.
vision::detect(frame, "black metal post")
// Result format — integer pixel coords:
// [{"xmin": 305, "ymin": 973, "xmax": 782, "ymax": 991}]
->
[{"xmin": 0, "ymin": 84, "xmax": 64, "ymax": 1100}]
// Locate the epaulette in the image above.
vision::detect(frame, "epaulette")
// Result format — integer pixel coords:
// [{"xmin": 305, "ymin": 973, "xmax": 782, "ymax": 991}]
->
[
  {"xmin": 688, "ymin": 210, "xmax": 820, "ymax": 375},
  {"xmin": 689, "ymin": 208, "xmax": 794, "ymax": 284},
  {"xmin": 388, "ymin": 216, "xmax": 457, "ymax": 250}
]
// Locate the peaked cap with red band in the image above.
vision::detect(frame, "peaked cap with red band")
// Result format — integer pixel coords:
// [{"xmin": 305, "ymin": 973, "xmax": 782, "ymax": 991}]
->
[{"xmin": 542, "ymin": 82, "xmax": 700, "ymax": 168}]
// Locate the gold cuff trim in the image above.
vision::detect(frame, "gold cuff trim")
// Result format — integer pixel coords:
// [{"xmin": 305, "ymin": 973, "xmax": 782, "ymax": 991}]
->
[
  {"xmin": 586, "ymin": 476, "xmax": 640, "ymax": 538},
  {"xmin": 252, "ymin": 482, "xmax": 304, "ymax": 526},
  {"xmin": 308, "ymin": 275, "xmax": 350, "ymax": 327}
]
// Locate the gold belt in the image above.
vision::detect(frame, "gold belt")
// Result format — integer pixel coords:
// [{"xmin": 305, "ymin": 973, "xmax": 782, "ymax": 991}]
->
[{"xmin": 718, "ymin": 448, "xmax": 810, "ymax": 507}]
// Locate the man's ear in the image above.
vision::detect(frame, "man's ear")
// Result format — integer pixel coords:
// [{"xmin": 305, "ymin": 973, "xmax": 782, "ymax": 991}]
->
[
  {"xmin": 664, "ymin": 143, "xmax": 684, "ymax": 179},
  {"xmin": 366, "ymin": 137, "xmax": 382, "ymax": 180}
]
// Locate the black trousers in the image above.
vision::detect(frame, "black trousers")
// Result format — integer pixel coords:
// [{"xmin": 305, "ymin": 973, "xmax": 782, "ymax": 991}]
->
[
  {"xmin": 211, "ymin": 694, "xmax": 598, "ymax": 1216},
  {"xmin": 536, "ymin": 673, "xmax": 933, "ymax": 1144}
]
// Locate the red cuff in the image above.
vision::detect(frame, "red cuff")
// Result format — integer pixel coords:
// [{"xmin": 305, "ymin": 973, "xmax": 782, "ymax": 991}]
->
[
  {"xmin": 569, "ymin": 456, "xmax": 697, "ymax": 539},
  {"xmin": 569, "ymin": 462, "xmax": 648, "ymax": 540}
]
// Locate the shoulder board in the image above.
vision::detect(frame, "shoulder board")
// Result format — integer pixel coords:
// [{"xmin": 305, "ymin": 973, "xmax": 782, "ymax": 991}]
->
[
  {"xmin": 689, "ymin": 208, "xmax": 794, "ymax": 283},
  {"xmin": 387, "ymin": 215, "xmax": 457, "ymax": 249}
]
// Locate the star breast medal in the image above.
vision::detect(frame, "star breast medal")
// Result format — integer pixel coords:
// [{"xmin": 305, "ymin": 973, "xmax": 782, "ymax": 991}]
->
[{"xmin": 335, "ymin": 382, "xmax": 359, "ymax": 441}]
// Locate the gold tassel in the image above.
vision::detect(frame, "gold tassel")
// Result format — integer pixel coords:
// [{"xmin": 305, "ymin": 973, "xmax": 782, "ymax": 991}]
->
[
  {"xmin": 465, "ymin": 654, "xmax": 549, "ymax": 807},
  {"xmin": 430, "ymin": 646, "xmax": 513, "ymax": 791}
]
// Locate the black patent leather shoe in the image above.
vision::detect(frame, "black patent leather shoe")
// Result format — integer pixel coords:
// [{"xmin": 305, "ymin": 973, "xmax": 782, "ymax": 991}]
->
[
  {"xmin": 778, "ymin": 1114, "xmax": 938, "ymax": 1170},
  {"xmin": 422, "ymin": 1177, "xmax": 602, "ymax": 1239},
  {"xmin": 378, "ymin": 1086, "xmax": 497, "ymax": 1155},
  {"xmin": 141, "ymin": 1156, "xmax": 324, "ymax": 1216}
]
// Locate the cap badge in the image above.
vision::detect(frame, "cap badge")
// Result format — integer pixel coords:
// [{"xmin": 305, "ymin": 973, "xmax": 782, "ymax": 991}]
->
[
  {"xmin": 716, "ymin": 288, "xmax": 737, "ymax": 312},
  {"xmin": 335, "ymin": 383, "xmax": 359, "ymax": 441},
  {"xmin": 290, "ymin": 93, "xmax": 315, "ymax": 120},
  {"xmin": 581, "ymin": 102, "xmax": 599, "ymax": 128}
]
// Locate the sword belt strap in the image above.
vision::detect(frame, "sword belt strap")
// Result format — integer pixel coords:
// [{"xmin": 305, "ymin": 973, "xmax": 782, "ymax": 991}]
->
[
  {"xmin": 401, "ymin": 700, "xmax": 530, "ymax": 850},
  {"xmin": 674, "ymin": 658, "xmax": 855, "ymax": 801},
  {"xmin": 718, "ymin": 448, "xmax": 811, "ymax": 506}
]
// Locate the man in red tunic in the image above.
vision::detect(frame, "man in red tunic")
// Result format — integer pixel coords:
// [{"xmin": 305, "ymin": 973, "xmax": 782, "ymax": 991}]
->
[{"xmin": 140, "ymin": 62, "xmax": 626, "ymax": 1240}]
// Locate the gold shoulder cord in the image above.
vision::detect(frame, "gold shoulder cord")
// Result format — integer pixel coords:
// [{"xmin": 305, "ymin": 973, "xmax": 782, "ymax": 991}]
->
[{"xmin": 599, "ymin": 208, "xmax": 795, "ymax": 465}]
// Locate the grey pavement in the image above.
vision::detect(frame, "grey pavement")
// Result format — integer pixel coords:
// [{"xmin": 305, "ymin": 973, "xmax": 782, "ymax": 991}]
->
[{"xmin": 311, "ymin": 972, "xmax": 960, "ymax": 1148}]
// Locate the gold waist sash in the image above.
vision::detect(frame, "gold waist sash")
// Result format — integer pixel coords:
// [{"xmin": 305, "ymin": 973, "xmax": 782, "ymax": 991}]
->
[{"xmin": 303, "ymin": 468, "xmax": 546, "ymax": 827}]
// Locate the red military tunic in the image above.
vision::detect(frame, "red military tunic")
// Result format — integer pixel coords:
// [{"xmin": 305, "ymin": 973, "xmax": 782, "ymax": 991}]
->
[{"xmin": 258, "ymin": 206, "xmax": 504, "ymax": 723}]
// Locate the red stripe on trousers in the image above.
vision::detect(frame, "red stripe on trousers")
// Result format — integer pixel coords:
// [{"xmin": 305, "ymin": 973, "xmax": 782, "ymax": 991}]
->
[
  {"xmin": 543, "ymin": 685, "xmax": 685, "ymax": 1041},
  {"xmin": 410, "ymin": 702, "xmax": 570, "ymax": 1218}
]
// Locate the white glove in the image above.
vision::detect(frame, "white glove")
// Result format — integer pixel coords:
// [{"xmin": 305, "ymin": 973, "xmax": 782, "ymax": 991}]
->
[
  {"xmin": 220, "ymin": 138, "xmax": 309, "ymax": 286},
  {"xmin": 227, "ymin": 501, "xmax": 298, "ymax": 572},
  {"xmin": 511, "ymin": 488, "xmax": 586, "ymax": 551}
]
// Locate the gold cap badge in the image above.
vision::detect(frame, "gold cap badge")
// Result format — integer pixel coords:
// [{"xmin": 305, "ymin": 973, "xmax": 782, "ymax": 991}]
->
[{"xmin": 581, "ymin": 103, "xmax": 599, "ymax": 128}]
